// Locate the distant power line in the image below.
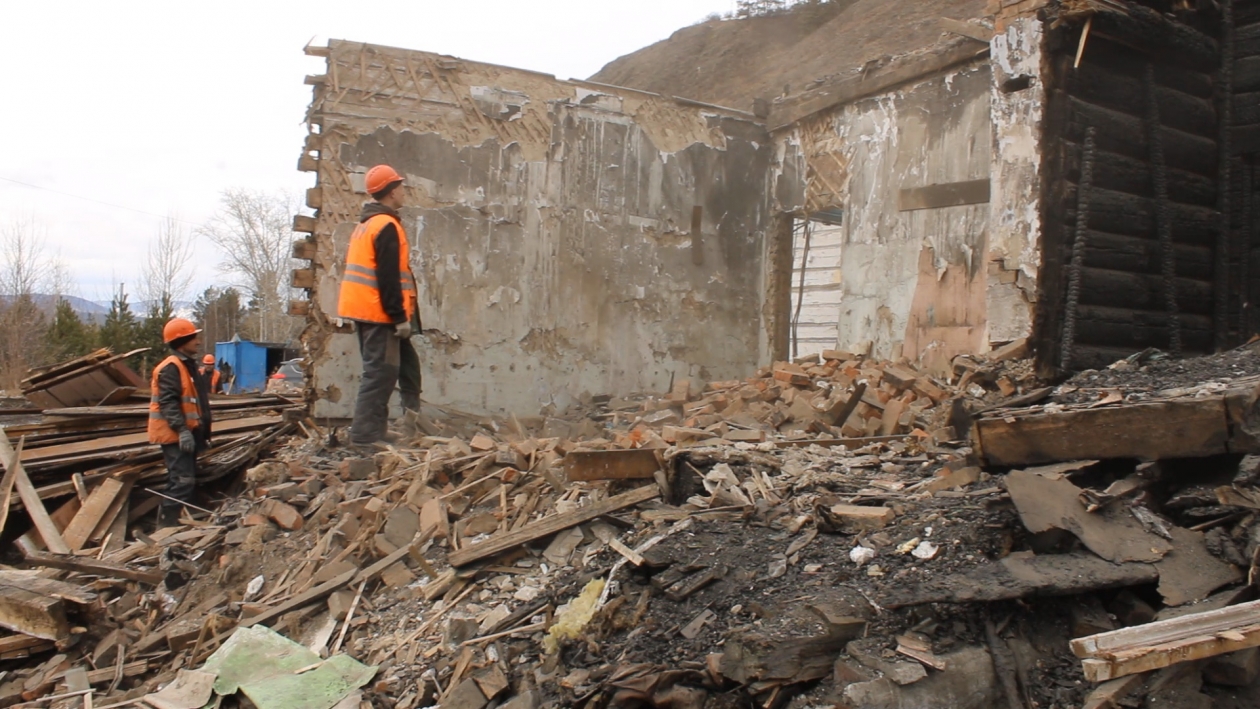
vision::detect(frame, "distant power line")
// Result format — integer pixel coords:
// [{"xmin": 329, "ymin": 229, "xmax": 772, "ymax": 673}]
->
[{"xmin": 0, "ymin": 175, "xmax": 200, "ymax": 228}]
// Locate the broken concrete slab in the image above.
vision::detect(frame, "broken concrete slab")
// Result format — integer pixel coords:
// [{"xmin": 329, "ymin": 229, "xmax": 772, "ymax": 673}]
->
[{"xmin": 1005, "ymin": 469, "xmax": 1171, "ymax": 563}]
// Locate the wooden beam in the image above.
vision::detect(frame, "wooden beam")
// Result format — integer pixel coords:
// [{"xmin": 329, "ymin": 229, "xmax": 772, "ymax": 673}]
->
[
  {"xmin": 61, "ymin": 478, "xmax": 128, "ymax": 551},
  {"xmin": 974, "ymin": 396, "xmax": 1232, "ymax": 467},
  {"xmin": 0, "ymin": 429, "xmax": 71, "ymax": 554},
  {"xmin": 0, "ymin": 587, "xmax": 67, "ymax": 641},
  {"xmin": 448, "ymin": 485, "xmax": 660, "ymax": 567},
  {"xmin": 563, "ymin": 450, "xmax": 661, "ymax": 482},
  {"xmin": 899, "ymin": 179, "xmax": 991, "ymax": 211},
  {"xmin": 24, "ymin": 552, "xmax": 163, "ymax": 585},
  {"xmin": 1072, "ymin": 599, "xmax": 1260, "ymax": 682},
  {"xmin": 939, "ymin": 17, "xmax": 991, "ymax": 43}
]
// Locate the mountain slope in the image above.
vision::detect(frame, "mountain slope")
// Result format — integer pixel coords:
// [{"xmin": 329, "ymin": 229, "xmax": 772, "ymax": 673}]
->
[{"xmin": 590, "ymin": 0, "xmax": 991, "ymax": 112}]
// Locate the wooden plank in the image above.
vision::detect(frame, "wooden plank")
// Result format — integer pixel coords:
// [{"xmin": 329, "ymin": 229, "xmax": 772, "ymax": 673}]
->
[
  {"xmin": 0, "ymin": 429, "xmax": 71, "ymax": 554},
  {"xmin": 19, "ymin": 415, "xmax": 281, "ymax": 464},
  {"xmin": 0, "ymin": 571, "xmax": 96, "ymax": 604},
  {"xmin": 24, "ymin": 552, "xmax": 164, "ymax": 585},
  {"xmin": 0, "ymin": 586, "xmax": 68, "ymax": 641},
  {"xmin": 0, "ymin": 436, "xmax": 21, "ymax": 537},
  {"xmin": 448, "ymin": 485, "xmax": 660, "ymax": 567},
  {"xmin": 939, "ymin": 16, "xmax": 991, "ymax": 43},
  {"xmin": 1072, "ymin": 599, "xmax": 1260, "ymax": 682},
  {"xmin": 563, "ymin": 449, "xmax": 661, "ymax": 481},
  {"xmin": 89, "ymin": 477, "xmax": 134, "ymax": 543},
  {"xmin": 240, "ymin": 568, "xmax": 356, "ymax": 629},
  {"xmin": 974, "ymin": 397, "xmax": 1230, "ymax": 467},
  {"xmin": 0, "ymin": 634, "xmax": 55, "ymax": 659},
  {"xmin": 61, "ymin": 478, "xmax": 127, "ymax": 551},
  {"xmin": 898, "ymin": 179, "xmax": 991, "ymax": 211}
]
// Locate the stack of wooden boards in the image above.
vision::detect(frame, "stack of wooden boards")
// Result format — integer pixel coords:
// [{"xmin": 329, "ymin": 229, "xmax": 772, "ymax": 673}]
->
[{"xmin": 19, "ymin": 348, "xmax": 148, "ymax": 409}]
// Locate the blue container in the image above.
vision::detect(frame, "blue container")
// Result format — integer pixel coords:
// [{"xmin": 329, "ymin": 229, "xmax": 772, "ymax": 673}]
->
[{"xmin": 213, "ymin": 338, "xmax": 289, "ymax": 393}]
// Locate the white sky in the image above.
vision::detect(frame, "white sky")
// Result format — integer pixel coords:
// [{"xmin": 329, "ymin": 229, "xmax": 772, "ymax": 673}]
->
[{"xmin": 0, "ymin": 0, "xmax": 736, "ymax": 302}]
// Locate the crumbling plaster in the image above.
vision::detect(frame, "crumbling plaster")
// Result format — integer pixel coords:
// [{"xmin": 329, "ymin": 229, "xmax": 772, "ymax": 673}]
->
[
  {"xmin": 988, "ymin": 15, "xmax": 1045, "ymax": 345},
  {"xmin": 302, "ymin": 41, "xmax": 780, "ymax": 417},
  {"xmin": 772, "ymin": 60, "xmax": 994, "ymax": 368}
]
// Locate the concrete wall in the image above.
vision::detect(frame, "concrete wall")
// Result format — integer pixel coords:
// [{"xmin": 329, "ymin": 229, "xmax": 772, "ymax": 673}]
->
[
  {"xmin": 297, "ymin": 41, "xmax": 782, "ymax": 417},
  {"xmin": 772, "ymin": 59, "xmax": 995, "ymax": 373}
]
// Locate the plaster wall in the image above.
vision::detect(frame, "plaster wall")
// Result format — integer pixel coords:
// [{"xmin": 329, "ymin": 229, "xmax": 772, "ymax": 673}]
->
[
  {"xmin": 773, "ymin": 61, "xmax": 994, "ymax": 372},
  {"xmin": 299, "ymin": 41, "xmax": 781, "ymax": 417},
  {"xmin": 989, "ymin": 16, "xmax": 1045, "ymax": 346}
]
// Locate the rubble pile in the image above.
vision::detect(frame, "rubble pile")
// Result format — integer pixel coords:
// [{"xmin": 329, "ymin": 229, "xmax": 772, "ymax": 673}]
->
[{"xmin": 4, "ymin": 343, "xmax": 1260, "ymax": 708}]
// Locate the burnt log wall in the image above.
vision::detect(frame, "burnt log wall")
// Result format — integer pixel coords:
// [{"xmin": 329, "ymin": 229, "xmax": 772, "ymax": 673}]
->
[
  {"xmin": 1232, "ymin": 1, "xmax": 1260, "ymax": 341},
  {"xmin": 1038, "ymin": 6, "xmax": 1224, "ymax": 372}
]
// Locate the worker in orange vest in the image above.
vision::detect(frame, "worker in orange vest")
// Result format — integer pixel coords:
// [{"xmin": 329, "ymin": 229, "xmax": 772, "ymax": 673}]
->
[
  {"xmin": 201, "ymin": 354, "xmax": 224, "ymax": 394},
  {"xmin": 337, "ymin": 164, "xmax": 422, "ymax": 446},
  {"xmin": 148, "ymin": 318, "xmax": 213, "ymax": 526}
]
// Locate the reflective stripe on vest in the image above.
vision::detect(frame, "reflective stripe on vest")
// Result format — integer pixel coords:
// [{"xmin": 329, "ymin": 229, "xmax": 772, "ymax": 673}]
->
[
  {"xmin": 336, "ymin": 212, "xmax": 418, "ymax": 324},
  {"xmin": 147, "ymin": 356, "xmax": 202, "ymax": 445}
]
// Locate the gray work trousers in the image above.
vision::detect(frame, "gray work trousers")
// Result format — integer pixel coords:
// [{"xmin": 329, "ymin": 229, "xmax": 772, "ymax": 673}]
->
[
  {"xmin": 350, "ymin": 322, "xmax": 421, "ymax": 444},
  {"xmin": 160, "ymin": 443, "xmax": 197, "ymax": 521}
]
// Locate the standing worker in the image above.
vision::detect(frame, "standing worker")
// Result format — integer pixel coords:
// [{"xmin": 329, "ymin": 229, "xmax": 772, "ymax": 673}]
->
[
  {"xmin": 148, "ymin": 318, "xmax": 213, "ymax": 526},
  {"xmin": 201, "ymin": 354, "xmax": 224, "ymax": 394},
  {"xmin": 337, "ymin": 164, "xmax": 422, "ymax": 446}
]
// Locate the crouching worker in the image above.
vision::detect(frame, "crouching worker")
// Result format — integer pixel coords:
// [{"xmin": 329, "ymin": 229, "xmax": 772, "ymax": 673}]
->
[{"xmin": 148, "ymin": 318, "xmax": 213, "ymax": 526}]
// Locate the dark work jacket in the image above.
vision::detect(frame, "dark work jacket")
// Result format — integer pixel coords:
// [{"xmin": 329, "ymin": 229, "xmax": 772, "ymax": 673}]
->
[
  {"xmin": 360, "ymin": 202, "xmax": 407, "ymax": 325},
  {"xmin": 157, "ymin": 350, "xmax": 214, "ymax": 449}
]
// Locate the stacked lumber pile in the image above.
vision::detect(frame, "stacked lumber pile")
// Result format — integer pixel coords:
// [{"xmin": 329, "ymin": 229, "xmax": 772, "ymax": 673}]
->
[{"xmin": 20, "ymin": 348, "xmax": 148, "ymax": 409}]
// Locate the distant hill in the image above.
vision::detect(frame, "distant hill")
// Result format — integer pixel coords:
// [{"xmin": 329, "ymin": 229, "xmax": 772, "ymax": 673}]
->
[
  {"xmin": 3, "ymin": 295, "xmax": 191, "ymax": 325},
  {"xmin": 588, "ymin": 0, "xmax": 989, "ymax": 112}
]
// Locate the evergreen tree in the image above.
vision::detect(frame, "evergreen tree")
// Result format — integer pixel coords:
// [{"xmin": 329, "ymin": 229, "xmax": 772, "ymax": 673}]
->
[
  {"xmin": 44, "ymin": 298, "xmax": 96, "ymax": 361},
  {"xmin": 136, "ymin": 294, "xmax": 175, "ymax": 375},
  {"xmin": 98, "ymin": 286, "xmax": 140, "ymax": 358},
  {"xmin": 193, "ymin": 286, "xmax": 246, "ymax": 347}
]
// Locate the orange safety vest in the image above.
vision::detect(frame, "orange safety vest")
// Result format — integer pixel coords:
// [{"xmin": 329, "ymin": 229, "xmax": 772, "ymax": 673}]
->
[
  {"xmin": 201, "ymin": 366, "xmax": 222, "ymax": 391},
  {"xmin": 336, "ymin": 213, "xmax": 416, "ymax": 324},
  {"xmin": 148, "ymin": 356, "xmax": 202, "ymax": 445}
]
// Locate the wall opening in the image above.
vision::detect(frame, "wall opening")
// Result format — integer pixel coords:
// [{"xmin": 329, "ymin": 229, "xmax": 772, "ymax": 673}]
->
[{"xmin": 789, "ymin": 209, "xmax": 845, "ymax": 358}]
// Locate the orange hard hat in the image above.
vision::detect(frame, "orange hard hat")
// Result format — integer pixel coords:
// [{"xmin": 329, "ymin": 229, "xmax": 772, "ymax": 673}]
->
[
  {"xmin": 162, "ymin": 318, "xmax": 202, "ymax": 344},
  {"xmin": 365, "ymin": 165, "xmax": 403, "ymax": 196},
  {"xmin": 202, "ymin": 354, "xmax": 216, "ymax": 365}
]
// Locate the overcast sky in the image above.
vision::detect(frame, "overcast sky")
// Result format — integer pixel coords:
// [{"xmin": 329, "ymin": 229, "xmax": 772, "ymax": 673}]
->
[{"xmin": 0, "ymin": 1, "xmax": 735, "ymax": 302}]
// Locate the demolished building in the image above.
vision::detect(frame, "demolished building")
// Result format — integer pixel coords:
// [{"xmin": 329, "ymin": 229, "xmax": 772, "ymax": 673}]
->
[{"xmin": 293, "ymin": 0, "xmax": 1260, "ymax": 417}]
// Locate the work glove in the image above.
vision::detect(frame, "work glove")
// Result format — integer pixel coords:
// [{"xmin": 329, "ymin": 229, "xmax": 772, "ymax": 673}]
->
[
  {"xmin": 394, "ymin": 321, "xmax": 413, "ymax": 339},
  {"xmin": 179, "ymin": 429, "xmax": 196, "ymax": 454}
]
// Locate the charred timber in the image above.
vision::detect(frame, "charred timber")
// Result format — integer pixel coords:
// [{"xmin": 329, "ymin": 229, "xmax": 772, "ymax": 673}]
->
[
  {"xmin": 1074, "ymin": 304, "xmax": 1213, "ymax": 351},
  {"xmin": 1073, "ymin": 35, "xmax": 1214, "ymax": 99},
  {"xmin": 1080, "ymin": 1, "xmax": 1218, "ymax": 73},
  {"xmin": 1063, "ymin": 144, "xmax": 1216, "ymax": 207},
  {"xmin": 1067, "ymin": 63, "xmax": 1216, "ymax": 139},
  {"xmin": 1078, "ymin": 265, "xmax": 1213, "ymax": 314},
  {"xmin": 1063, "ymin": 185, "xmax": 1221, "ymax": 247},
  {"xmin": 1063, "ymin": 96, "xmax": 1218, "ymax": 177},
  {"xmin": 1083, "ymin": 230, "xmax": 1214, "ymax": 280}
]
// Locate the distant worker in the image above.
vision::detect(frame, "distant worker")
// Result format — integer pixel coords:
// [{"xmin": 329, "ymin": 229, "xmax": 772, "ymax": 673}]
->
[
  {"xmin": 148, "ymin": 318, "xmax": 213, "ymax": 526},
  {"xmin": 337, "ymin": 164, "xmax": 422, "ymax": 446},
  {"xmin": 201, "ymin": 354, "xmax": 224, "ymax": 394}
]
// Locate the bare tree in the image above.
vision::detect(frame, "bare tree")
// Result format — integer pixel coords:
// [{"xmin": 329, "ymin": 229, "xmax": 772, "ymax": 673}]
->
[
  {"xmin": 0, "ymin": 218, "xmax": 54, "ymax": 387},
  {"xmin": 197, "ymin": 189, "xmax": 301, "ymax": 343},
  {"xmin": 140, "ymin": 216, "xmax": 195, "ymax": 305},
  {"xmin": 0, "ymin": 217, "xmax": 51, "ymax": 298}
]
